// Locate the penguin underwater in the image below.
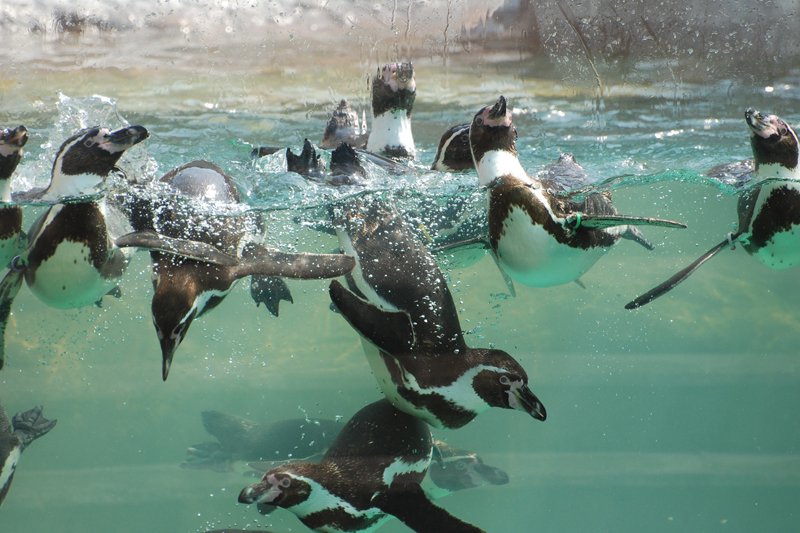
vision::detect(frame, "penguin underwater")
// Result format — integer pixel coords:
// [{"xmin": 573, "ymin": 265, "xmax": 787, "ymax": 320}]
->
[
  {"xmin": 467, "ymin": 95, "xmax": 686, "ymax": 289},
  {"xmin": 0, "ymin": 125, "xmax": 29, "ymax": 269},
  {"xmin": 238, "ymin": 399, "xmax": 485, "ymax": 533},
  {"xmin": 0, "ymin": 125, "xmax": 149, "ymax": 368},
  {"xmin": 329, "ymin": 198, "xmax": 546, "ymax": 429},
  {"xmin": 626, "ymin": 108, "xmax": 800, "ymax": 309},
  {"xmin": 121, "ymin": 160, "xmax": 356, "ymax": 380},
  {"xmin": 1, "ymin": 404, "xmax": 56, "ymax": 505}
]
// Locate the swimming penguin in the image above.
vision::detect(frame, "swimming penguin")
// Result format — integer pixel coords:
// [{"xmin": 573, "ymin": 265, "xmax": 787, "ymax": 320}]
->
[
  {"xmin": 0, "ymin": 125, "xmax": 149, "ymax": 368},
  {"xmin": 432, "ymin": 123, "xmax": 472, "ymax": 171},
  {"xmin": 366, "ymin": 62, "xmax": 416, "ymax": 159},
  {"xmin": 626, "ymin": 108, "xmax": 800, "ymax": 309},
  {"xmin": 1, "ymin": 404, "xmax": 57, "ymax": 505},
  {"xmin": 120, "ymin": 160, "xmax": 355, "ymax": 380},
  {"xmin": 321, "ymin": 99, "xmax": 367, "ymax": 150},
  {"xmin": 239, "ymin": 399, "xmax": 485, "ymax": 533},
  {"xmin": 182, "ymin": 410, "xmax": 340, "ymax": 472},
  {"xmin": 469, "ymin": 95, "xmax": 685, "ymax": 289},
  {"xmin": 0, "ymin": 125, "xmax": 29, "ymax": 268},
  {"xmin": 330, "ymin": 199, "xmax": 546, "ymax": 429}
]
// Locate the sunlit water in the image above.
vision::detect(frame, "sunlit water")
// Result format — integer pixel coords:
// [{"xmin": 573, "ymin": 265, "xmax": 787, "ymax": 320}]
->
[{"xmin": 2, "ymin": 6, "xmax": 800, "ymax": 532}]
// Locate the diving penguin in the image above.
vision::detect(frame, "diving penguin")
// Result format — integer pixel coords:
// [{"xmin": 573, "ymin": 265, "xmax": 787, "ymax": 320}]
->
[
  {"xmin": 468, "ymin": 95, "xmax": 685, "ymax": 289},
  {"xmin": 0, "ymin": 125, "xmax": 29, "ymax": 268},
  {"xmin": 239, "ymin": 399, "xmax": 484, "ymax": 532},
  {"xmin": 626, "ymin": 108, "xmax": 800, "ymax": 309},
  {"xmin": 330, "ymin": 198, "xmax": 546, "ymax": 429},
  {"xmin": 1, "ymin": 404, "xmax": 57, "ymax": 505},
  {"xmin": 120, "ymin": 160, "xmax": 355, "ymax": 380},
  {"xmin": 0, "ymin": 125, "xmax": 149, "ymax": 368}
]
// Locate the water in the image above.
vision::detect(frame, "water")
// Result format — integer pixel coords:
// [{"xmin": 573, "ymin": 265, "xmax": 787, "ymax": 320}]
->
[{"xmin": 2, "ymin": 1, "xmax": 800, "ymax": 532}]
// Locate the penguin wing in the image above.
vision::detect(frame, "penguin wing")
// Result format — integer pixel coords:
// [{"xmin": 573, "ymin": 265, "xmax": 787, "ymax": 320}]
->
[
  {"xmin": 625, "ymin": 233, "xmax": 740, "ymax": 310},
  {"xmin": 563, "ymin": 213, "xmax": 687, "ymax": 231},
  {"xmin": 372, "ymin": 483, "xmax": 486, "ymax": 533},
  {"xmin": 0, "ymin": 269, "xmax": 24, "ymax": 370},
  {"xmin": 234, "ymin": 243, "xmax": 354, "ymax": 280},
  {"xmin": 329, "ymin": 280, "xmax": 415, "ymax": 354},
  {"xmin": 115, "ymin": 230, "xmax": 239, "ymax": 266}
]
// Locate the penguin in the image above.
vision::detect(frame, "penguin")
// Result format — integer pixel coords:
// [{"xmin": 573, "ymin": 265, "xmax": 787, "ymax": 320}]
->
[
  {"xmin": 120, "ymin": 160, "xmax": 355, "ymax": 380},
  {"xmin": 239, "ymin": 399, "xmax": 484, "ymax": 533},
  {"xmin": 469, "ymin": 95, "xmax": 685, "ymax": 289},
  {"xmin": 181, "ymin": 410, "xmax": 341, "ymax": 472},
  {"xmin": 1, "ymin": 404, "xmax": 57, "ymax": 505},
  {"xmin": 329, "ymin": 199, "xmax": 546, "ymax": 429},
  {"xmin": 626, "ymin": 108, "xmax": 800, "ymax": 309},
  {"xmin": 321, "ymin": 99, "xmax": 367, "ymax": 150},
  {"xmin": 0, "ymin": 125, "xmax": 28, "ymax": 269},
  {"xmin": 431, "ymin": 123, "xmax": 472, "ymax": 171},
  {"xmin": 366, "ymin": 62, "xmax": 416, "ymax": 159},
  {"xmin": 0, "ymin": 125, "xmax": 149, "ymax": 368}
]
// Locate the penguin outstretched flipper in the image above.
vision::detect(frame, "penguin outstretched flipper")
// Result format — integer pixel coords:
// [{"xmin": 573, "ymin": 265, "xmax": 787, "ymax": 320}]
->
[
  {"xmin": 12, "ymin": 405, "xmax": 57, "ymax": 450},
  {"xmin": 250, "ymin": 275, "xmax": 293, "ymax": 317},
  {"xmin": 0, "ymin": 268, "xmax": 24, "ymax": 370},
  {"xmin": 625, "ymin": 232, "xmax": 741, "ymax": 309},
  {"xmin": 563, "ymin": 213, "xmax": 687, "ymax": 231},
  {"xmin": 329, "ymin": 280, "xmax": 414, "ymax": 354},
  {"xmin": 115, "ymin": 230, "xmax": 239, "ymax": 266},
  {"xmin": 235, "ymin": 243, "xmax": 354, "ymax": 280},
  {"xmin": 372, "ymin": 483, "xmax": 485, "ymax": 533}
]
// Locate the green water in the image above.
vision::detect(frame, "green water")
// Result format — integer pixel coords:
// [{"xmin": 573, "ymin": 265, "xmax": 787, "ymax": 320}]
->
[{"xmin": 1, "ymin": 32, "xmax": 800, "ymax": 533}]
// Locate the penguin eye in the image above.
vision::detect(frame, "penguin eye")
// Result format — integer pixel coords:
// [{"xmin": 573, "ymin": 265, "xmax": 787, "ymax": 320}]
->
[
  {"xmin": 279, "ymin": 477, "xmax": 291, "ymax": 488},
  {"xmin": 84, "ymin": 138, "xmax": 96, "ymax": 148},
  {"xmin": 475, "ymin": 117, "xmax": 483, "ymax": 126},
  {"xmin": 779, "ymin": 127, "xmax": 788, "ymax": 136},
  {"xmin": 499, "ymin": 375, "xmax": 511, "ymax": 385}
]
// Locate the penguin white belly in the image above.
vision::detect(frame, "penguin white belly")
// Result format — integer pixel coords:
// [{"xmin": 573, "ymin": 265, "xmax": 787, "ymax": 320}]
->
[
  {"xmin": 496, "ymin": 206, "xmax": 607, "ymax": 287},
  {"xmin": 27, "ymin": 240, "xmax": 119, "ymax": 309},
  {"xmin": 749, "ymin": 180, "xmax": 800, "ymax": 270},
  {"xmin": 366, "ymin": 112, "xmax": 415, "ymax": 156}
]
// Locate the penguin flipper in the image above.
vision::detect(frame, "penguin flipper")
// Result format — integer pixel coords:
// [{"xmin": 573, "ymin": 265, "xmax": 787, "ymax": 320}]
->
[
  {"xmin": 565, "ymin": 213, "xmax": 687, "ymax": 230},
  {"xmin": 250, "ymin": 275, "xmax": 293, "ymax": 317},
  {"xmin": 625, "ymin": 233, "xmax": 740, "ymax": 310},
  {"xmin": 115, "ymin": 231, "xmax": 239, "ymax": 266},
  {"xmin": 491, "ymin": 252, "xmax": 516, "ymax": 297},
  {"xmin": 430, "ymin": 236, "xmax": 489, "ymax": 254},
  {"xmin": 235, "ymin": 243, "xmax": 354, "ymax": 280},
  {"xmin": 372, "ymin": 483, "xmax": 486, "ymax": 533},
  {"xmin": 0, "ymin": 269, "xmax": 24, "ymax": 370},
  {"xmin": 329, "ymin": 280, "xmax": 414, "ymax": 354}
]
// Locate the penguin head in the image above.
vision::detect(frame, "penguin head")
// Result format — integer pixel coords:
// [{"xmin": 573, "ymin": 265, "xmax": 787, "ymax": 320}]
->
[
  {"xmin": 0, "ymin": 125, "xmax": 28, "ymax": 180},
  {"xmin": 746, "ymin": 108, "xmax": 799, "ymax": 171},
  {"xmin": 431, "ymin": 123, "xmax": 473, "ymax": 172},
  {"xmin": 322, "ymin": 100, "xmax": 365, "ymax": 149},
  {"xmin": 51, "ymin": 124, "xmax": 149, "ymax": 179},
  {"xmin": 151, "ymin": 267, "xmax": 199, "ymax": 381},
  {"xmin": 470, "ymin": 349, "xmax": 546, "ymax": 421},
  {"xmin": 239, "ymin": 468, "xmax": 312, "ymax": 509},
  {"xmin": 428, "ymin": 440, "xmax": 509, "ymax": 493},
  {"xmin": 469, "ymin": 95, "xmax": 517, "ymax": 164},
  {"xmin": 371, "ymin": 62, "xmax": 416, "ymax": 118}
]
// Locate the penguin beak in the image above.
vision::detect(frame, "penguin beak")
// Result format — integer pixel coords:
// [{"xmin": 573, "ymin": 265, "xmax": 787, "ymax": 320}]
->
[
  {"xmin": 745, "ymin": 108, "xmax": 773, "ymax": 138},
  {"xmin": 471, "ymin": 461, "xmax": 510, "ymax": 486},
  {"xmin": 105, "ymin": 125, "xmax": 149, "ymax": 151},
  {"xmin": 488, "ymin": 96, "xmax": 507, "ymax": 120},
  {"xmin": 0, "ymin": 125, "xmax": 28, "ymax": 148},
  {"xmin": 160, "ymin": 339, "xmax": 177, "ymax": 381},
  {"xmin": 509, "ymin": 384, "xmax": 547, "ymax": 421},
  {"xmin": 238, "ymin": 476, "xmax": 282, "ymax": 505}
]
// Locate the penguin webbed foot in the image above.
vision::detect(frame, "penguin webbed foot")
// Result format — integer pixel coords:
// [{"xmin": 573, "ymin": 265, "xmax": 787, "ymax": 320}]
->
[
  {"xmin": 250, "ymin": 275, "xmax": 293, "ymax": 317},
  {"xmin": 12, "ymin": 405, "xmax": 57, "ymax": 450},
  {"xmin": 621, "ymin": 226, "xmax": 655, "ymax": 250},
  {"xmin": 94, "ymin": 285, "xmax": 122, "ymax": 308},
  {"xmin": 182, "ymin": 441, "xmax": 234, "ymax": 471}
]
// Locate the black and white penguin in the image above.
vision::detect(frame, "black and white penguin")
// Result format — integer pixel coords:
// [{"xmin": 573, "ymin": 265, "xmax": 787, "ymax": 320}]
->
[
  {"xmin": 329, "ymin": 199, "xmax": 546, "ymax": 429},
  {"xmin": 0, "ymin": 125, "xmax": 28, "ymax": 268},
  {"xmin": 0, "ymin": 404, "xmax": 56, "ymax": 505},
  {"xmin": 182, "ymin": 410, "xmax": 340, "ymax": 471},
  {"xmin": 469, "ymin": 95, "xmax": 685, "ymax": 288},
  {"xmin": 239, "ymin": 399, "xmax": 484, "ymax": 533},
  {"xmin": 321, "ymin": 100, "xmax": 367, "ymax": 150},
  {"xmin": 431, "ymin": 123, "xmax": 472, "ymax": 171},
  {"xmin": 121, "ymin": 160, "xmax": 355, "ymax": 380},
  {"xmin": 0, "ymin": 125, "xmax": 149, "ymax": 368},
  {"xmin": 366, "ymin": 62, "xmax": 416, "ymax": 159},
  {"xmin": 626, "ymin": 108, "xmax": 800, "ymax": 309}
]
